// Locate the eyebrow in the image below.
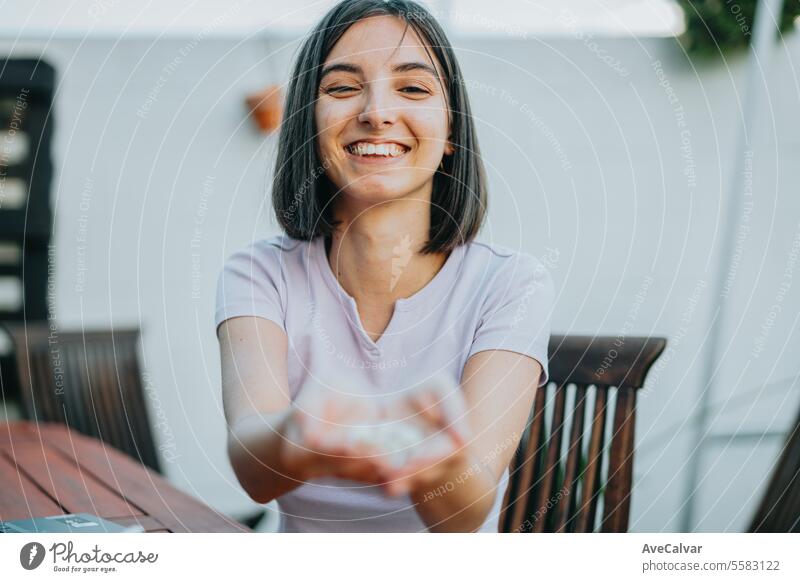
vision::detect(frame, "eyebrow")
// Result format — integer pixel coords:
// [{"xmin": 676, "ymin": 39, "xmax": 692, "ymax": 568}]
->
[{"xmin": 319, "ymin": 61, "xmax": 439, "ymax": 80}]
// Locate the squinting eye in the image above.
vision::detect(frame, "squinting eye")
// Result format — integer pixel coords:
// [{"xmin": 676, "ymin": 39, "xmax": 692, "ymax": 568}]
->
[
  {"xmin": 326, "ymin": 86, "xmax": 357, "ymax": 94},
  {"xmin": 401, "ymin": 86, "xmax": 428, "ymax": 94}
]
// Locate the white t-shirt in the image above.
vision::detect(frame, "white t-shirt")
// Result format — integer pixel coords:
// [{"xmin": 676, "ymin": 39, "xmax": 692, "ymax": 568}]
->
[{"xmin": 215, "ymin": 234, "xmax": 555, "ymax": 532}]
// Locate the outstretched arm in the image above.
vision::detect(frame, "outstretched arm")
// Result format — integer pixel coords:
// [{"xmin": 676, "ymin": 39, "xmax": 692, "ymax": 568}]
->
[
  {"xmin": 402, "ymin": 349, "xmax": 541, "ymax": 532},
  {"xmin": 220, "ymin": 316, "xmax": 301, "ymax": 504}
]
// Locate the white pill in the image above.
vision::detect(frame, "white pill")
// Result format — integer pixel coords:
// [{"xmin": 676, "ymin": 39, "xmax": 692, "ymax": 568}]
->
[{"xmin": 379, "ymin": 422, "xmax": 427, "ymax": 468}]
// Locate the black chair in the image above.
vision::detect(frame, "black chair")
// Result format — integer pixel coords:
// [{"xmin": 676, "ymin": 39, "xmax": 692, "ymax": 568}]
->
[
  {"xmin": 0, "ymin": 59, "xmax": 55, "ymax": 408},
  {"xmin": 749, "ymin": 404, "xmax": 800, "ymax": 532}
]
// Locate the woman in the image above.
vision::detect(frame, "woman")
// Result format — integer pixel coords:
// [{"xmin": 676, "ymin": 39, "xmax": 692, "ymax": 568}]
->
[{"xmin": 215, "ymin": 0, "xmax": 554, "ymax": 533}]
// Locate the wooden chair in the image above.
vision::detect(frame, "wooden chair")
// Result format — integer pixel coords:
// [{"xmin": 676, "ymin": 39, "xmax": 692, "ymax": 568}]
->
[
  {"xmin": 3, "ymin": 323, "xmax": 163, "ymax": 473},
  {"xmin": 748, "ymin": 404, "xmax": 800, "ymax": 532},
  {"xmin": 499, "ymin": 334, "xmax": 667, "ymax": 532},
  {"xmin": 3, "ymin": 322, "xmax": 269, "ymax": 530}
]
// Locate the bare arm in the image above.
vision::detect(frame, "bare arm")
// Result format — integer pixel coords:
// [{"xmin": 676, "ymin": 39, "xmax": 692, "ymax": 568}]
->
[
  {"xmin": 409, "ymin": 349, "xmax": 541, "ymax": 532},
  {"xmin": 219, "ymin": 316, "xmax": 301, "ymax": 504},
  {"xmin": 219, "ymin": 315, "xmax": 392, "ymax": 504}
]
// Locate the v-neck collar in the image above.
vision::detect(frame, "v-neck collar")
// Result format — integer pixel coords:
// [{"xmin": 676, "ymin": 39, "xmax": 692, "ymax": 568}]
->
[{"xmin": 313, "ymin": 235, "xmax": 465, "ymax": 313}]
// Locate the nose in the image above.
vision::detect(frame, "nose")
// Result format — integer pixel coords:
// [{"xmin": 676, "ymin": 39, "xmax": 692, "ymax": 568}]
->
[{"xmin": 357, "ymin": 85, "xmax": 397, "ymax": 128}]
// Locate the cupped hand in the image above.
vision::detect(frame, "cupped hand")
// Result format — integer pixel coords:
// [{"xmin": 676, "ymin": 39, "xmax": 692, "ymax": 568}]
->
[
  {"xmin": 278, "ymin": 377, "xmax": 394, "ymax": 485},
  {"xmin": 377, "ymin": 374, "xmax": 474, "ymax": 497}
]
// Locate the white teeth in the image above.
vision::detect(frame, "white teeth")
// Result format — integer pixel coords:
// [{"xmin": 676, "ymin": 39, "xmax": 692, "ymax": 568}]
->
[{"xmin": 346, "ymin": 142, "xmax": 408, "ymax": 157}]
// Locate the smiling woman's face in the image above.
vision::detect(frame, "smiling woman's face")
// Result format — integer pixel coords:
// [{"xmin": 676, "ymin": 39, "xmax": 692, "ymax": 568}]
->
[{"xmin": 315, "ymin": 15, "xmax": 453, "ymax": 208}]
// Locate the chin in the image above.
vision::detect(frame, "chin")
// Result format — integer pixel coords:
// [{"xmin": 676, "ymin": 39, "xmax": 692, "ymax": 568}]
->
[
  {"xmin": 341, "ymin": 178, "xmax": 414, "ymax": 201},
  {"xmin": 341, "ymin": 188, "xmax": 406, "ymax": 205}
]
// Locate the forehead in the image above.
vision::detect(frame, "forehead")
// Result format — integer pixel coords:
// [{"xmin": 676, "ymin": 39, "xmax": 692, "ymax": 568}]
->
[{"xmin": 323, "ymin": 15, "xmax": 442, "ymax": 76}]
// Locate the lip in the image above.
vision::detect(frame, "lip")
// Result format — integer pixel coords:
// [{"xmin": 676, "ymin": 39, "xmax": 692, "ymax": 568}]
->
[
  {"xmin": 343, "ymin": 148, "xmax": 409, "ymax": 165},
  {"xmin": 343, "ymin": 141, "xmax": 411, "ymax": 165},
  {"xmin": 345, "ymin": 139, "xmax": 412, "ymax": 149}
]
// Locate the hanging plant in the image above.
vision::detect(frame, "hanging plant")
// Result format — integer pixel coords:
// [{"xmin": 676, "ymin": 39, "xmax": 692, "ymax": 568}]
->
[{"xmin": 676, "ymin": 0, "xmax": 800, "ymax": 56}]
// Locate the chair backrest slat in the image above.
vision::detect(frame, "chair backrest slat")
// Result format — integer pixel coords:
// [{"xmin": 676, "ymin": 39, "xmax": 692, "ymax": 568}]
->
[
  {"xmin": 500, "ymin": 334, "xmax": 666, "ymax": 533},
  {"xmin": 554, "ymin": 383, "xmax": 588, "ymax": 532},
  {"xmin": 40, "ymin": 346, "xmax": 65, "ymax": 422},
  {"xmin": 63, "ymin": 341, "xmax": 90, "ymax": 435},
  {"xmin": 115, "ymin": 332, "xmax": 160, "ymax": 472},
  {"xmin": 574, "ymin": 386, "xmax": 607, "ymax": 532},
  {"xmin": 531, "ymin": 382, "xmax": 567, "ymax": 532},
  {"xmin": 602, "ymin": 386, "xmax": 637, "ymax": 532},
  {"xmin": 92, "ymin": 338, "xmax": 125, "ymax": 451},
  {"xmin": 501, "ymin": 382, "xmax": 548, "ymax": 532}
]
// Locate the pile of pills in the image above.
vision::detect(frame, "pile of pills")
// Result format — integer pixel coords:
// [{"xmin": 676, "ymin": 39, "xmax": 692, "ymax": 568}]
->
[
  {"xmin": 298, "ymin": 373, "xmax": 462, "ymax": 470},
  {"xmin": 344, "ymin": 421, "xmax": 428, "ymax": 468}
]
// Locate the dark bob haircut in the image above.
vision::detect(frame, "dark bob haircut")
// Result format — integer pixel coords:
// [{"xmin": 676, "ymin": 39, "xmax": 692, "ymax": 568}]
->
[{"xmin": 272, "ymin": 0, "xmax": 487, "ymax": 254}]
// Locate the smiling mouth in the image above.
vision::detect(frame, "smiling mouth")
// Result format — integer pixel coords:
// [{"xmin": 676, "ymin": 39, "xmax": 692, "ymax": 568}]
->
[{"xmin": 343, "ymin": 142, "xmax": 411, "ymax": 158}]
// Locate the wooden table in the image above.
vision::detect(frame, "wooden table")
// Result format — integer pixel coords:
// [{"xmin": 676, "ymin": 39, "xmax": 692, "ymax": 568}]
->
[{"xmin": 0, "ymin": 420, "xmax": 251, "ymax": 533}]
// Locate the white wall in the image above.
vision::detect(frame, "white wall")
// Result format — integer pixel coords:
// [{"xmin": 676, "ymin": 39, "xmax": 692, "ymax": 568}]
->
[{"xmin": 1, "ymin": 30, "xmax": 798, "ymax": 532}]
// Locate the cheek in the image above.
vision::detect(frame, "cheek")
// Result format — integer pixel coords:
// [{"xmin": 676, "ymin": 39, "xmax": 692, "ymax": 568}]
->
[
  {"xmin": 315, "ymin": 115, "xmax": 335, "ymax": 146},
  {"xmin": 409, "ymin": 111, "xmax": 449, "ymax": 151},
  {"xmin": 315, "ymin": 105, "xmax": 345, "ymax": 145}
]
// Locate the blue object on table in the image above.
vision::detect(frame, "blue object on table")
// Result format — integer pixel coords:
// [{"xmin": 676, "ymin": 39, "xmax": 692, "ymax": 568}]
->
[{"xmin": 0, "ymin": 513, "xmax": 143, "ymax": 533}]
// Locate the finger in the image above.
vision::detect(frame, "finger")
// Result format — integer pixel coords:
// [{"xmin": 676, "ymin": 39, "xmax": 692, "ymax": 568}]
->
[
  {"xmin": 419, "ymin": 375, "xmax": 470, "ymax": 429},
  {"xmin": 432, "ymin": 394, "xmax": 471, "ymax": 447},
  {"xmin": 408, "ymin": 392, "xmax": 443, "ymax": 427},
  {"xmin": 442, "ymin": 420, "xmax": 467, "ymax": 450},
  {"xmin": 357, "ymin": 442, "xmax": 401, "ymax": 481},
  {"xmin": 308, "ymin": 421, "xmax": 350, "ymax": 455},
  {"xmin": 336, "ymin": 454, "xmax": 392, "ymax": 485},
  {"xmin": 322, "ymin": 399, "xmax": 340, "ymax": 423},
  {"xmin": 381, "ymin": 455, "xmax": 418, "ymax": 492},
  {"xmin": 347, "ymin": 438, "xmax": 381, "ymax": 460},
  {"xmin": 415, "ymin": 388, "xmax": 466, "ymax": 435},
  {"xmin": 304, "ymin": 420, "xmax": 326, "ymax": 450},
  {"xmin": 383, "ymin": 476, "xmax": 413, "ymax": 497},
  {"xmin": 335, "ymin": 460, "xmax": 379, "ymax": 483},
  {"xmin": 384, "ymin": 456, "xmax": 452, "ymax": 498},
  {"xmin": 395, "ymin": 430, "xmax": 464, "ymax": 479},
  {"xmin": 331, "ymin": 435, "xmax": 386, "ymax": 471},
  {"xmin": 383, "ymin": 476, "xmax": 412, "ymax": 497},
  {"xmin": 384, "ymin": 453, "xmax": 438, "ymax": 485},
  {"xmin": 408, "ymin": 395, "xmax": 467, "ymax": 451}
]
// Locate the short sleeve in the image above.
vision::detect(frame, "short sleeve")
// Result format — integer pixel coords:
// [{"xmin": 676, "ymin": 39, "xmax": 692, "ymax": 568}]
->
[
  {"xmin": 214, "ymin": 241, "xmax": 287, "ymax": 336},
  {"xmin": 467, "ymin": 253, "xmax": 555, "ymax": 387}
]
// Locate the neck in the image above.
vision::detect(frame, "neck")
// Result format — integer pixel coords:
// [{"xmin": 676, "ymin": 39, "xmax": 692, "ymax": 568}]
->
[{"xmin": 326, "ymin": 198, "xmax": 449, "ymax": 308}]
